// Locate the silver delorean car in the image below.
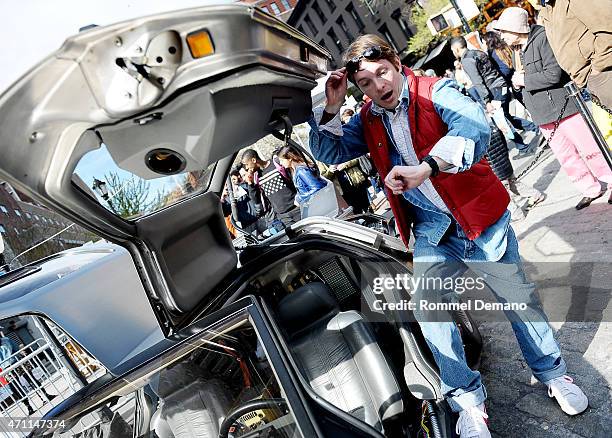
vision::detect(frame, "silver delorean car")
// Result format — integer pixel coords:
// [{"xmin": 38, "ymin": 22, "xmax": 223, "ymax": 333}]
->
[{"xmin": 0, "ymin": 5, "xmax": 481, "ymax": 438}]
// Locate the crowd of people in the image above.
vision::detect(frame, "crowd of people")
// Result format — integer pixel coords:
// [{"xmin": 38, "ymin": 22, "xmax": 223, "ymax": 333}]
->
[
  {"xmin": 221, "ymin": 142, "xmax": 378, "ymax": 240},
  {"xmin": 418, "ymin": 5, "xmax": 612, "ymax": 213}
]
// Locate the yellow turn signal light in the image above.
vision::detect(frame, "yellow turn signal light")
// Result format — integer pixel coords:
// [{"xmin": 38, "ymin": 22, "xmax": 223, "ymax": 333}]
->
[{"xmin": 186, "ymin": 30, "xmax": 214, "ymax": 59}]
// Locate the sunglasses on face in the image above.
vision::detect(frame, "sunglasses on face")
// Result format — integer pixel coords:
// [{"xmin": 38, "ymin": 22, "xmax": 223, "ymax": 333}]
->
[{"xmin": 345, "ymin": 45, "xmax": 383, "ymax": 75}]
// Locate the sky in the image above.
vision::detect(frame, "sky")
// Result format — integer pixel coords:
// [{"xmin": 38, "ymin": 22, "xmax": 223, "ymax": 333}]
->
[
  {"xmin": 0, "ymin": 0, "xmax": 232, "ymax": 92},
  {"xmin": 0, "ymin": 0, "xmax": 234, "ymax": 214}
]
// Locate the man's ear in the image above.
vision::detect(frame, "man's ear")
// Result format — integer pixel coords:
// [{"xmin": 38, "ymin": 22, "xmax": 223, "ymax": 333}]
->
[{"xmin": 392, "ymin": 55, "xmax": 402, "ymax": 71}]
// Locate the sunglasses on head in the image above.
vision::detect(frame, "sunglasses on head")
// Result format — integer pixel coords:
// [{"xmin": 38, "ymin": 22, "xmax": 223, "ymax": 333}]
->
[{"xmin": 345, "ymin": 45, "xmax": 383, "ymax": 75}]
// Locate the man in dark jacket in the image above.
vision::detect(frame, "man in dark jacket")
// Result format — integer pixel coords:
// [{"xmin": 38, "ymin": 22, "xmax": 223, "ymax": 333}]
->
[
  {"xmin": 241, "ymin": 149, "xmax": 301, "ymax": 228},
  {"xmin": 451, "ymin": 36, "xmax": 539, "ymax": 157},
  {"xmin": 222, "ymin": 169, "xmax": 265, "ymax": 235},
  {"xmin": 496, "ymin": 7, "xmax": 612, "ymax": 209},
  {"xmin": 451, "ymin": 36, "xmax": 506, "ymax": 109}
]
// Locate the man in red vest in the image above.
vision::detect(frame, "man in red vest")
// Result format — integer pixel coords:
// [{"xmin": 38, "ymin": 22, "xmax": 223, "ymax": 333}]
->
[{"xmin": 309, "ymin": 34, "xmax": 587, "ymax": 437}]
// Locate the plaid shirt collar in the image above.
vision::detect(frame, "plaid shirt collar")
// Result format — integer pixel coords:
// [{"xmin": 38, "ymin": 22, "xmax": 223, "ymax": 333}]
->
[{"xmin": 370, "ymin": 73, "xmax": 410, "ymax": 116}]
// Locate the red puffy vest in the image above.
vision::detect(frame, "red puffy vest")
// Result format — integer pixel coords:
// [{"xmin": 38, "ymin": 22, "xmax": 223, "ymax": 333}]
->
[{"xmin": 360, "ymin": 67, "xmax": 509, "ymax": 246}]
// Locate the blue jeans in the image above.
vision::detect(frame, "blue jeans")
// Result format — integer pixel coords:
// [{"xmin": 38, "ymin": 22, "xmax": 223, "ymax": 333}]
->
[{"xmin": 412, "ymin": 220, "xmax": 566, "ymax": 412}]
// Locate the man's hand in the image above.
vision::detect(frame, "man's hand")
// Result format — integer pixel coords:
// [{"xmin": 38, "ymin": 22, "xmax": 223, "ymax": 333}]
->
[
  {"xmin": 512, "ymin": 72, "xmax": 525, "ymax": 88},
  {"xmin": 325, "ymin": 68, "xmax": 348, "ymax": 114},
  {"xmin": 384, "ymin": 164, "xmax": 432, "ymax": 195}
]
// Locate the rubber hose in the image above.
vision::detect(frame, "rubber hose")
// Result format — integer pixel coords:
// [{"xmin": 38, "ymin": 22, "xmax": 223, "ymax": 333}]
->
[{"xmin": 426, "ymin": 401, "xmax": 443, "ymax": 438}]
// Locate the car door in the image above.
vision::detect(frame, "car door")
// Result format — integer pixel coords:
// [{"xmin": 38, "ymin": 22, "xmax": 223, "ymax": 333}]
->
[
  {"xmin": 0, "ymin": 5, "xmax": 331, "ymax": 338},
  {"xmin": 31, "ymin": 296, "xmax": 323, "ymax": 438}
]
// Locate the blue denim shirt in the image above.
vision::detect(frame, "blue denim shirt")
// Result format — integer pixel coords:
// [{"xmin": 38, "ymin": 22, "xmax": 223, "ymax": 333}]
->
[
  {"xmin": 308, "ymin": 77, "xmax": 510, "ymax": 261},
  {"xmin": 293, "ymin": 165, "xmax": 327, "ymax": 203}
]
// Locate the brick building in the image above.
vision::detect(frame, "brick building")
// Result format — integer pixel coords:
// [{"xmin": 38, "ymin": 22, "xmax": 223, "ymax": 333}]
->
[
  {"xmin": 0, "ymin": 182, "xmax": 95, "ymax": 266},
  {"xmin": 240, "ymin": 0, "xmax": 299, "ymax": 22}
]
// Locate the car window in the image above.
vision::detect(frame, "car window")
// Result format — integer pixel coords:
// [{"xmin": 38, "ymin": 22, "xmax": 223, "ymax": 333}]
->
[
  {"xmin": 72, "ymin": 144, "xmax": 215, "ymax": 221},
  {"xmin": 42, "ymin": 308, "xmax": 304, "ymax": 438},
  {"xmin": 0, "ymin": 315, "xmax": 106, "ymax": 420}
]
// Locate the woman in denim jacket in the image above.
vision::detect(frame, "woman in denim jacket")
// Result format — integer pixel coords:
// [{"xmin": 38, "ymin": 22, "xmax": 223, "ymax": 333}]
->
[{"xmin": 278, "ymin": 145, "xmax": 327, "ymax": 204}]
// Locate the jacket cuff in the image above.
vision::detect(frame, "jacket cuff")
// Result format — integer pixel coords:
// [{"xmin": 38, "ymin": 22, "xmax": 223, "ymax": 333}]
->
[
  {"xmin": 313, "ymin": 106, "xmax": 343, "ymax": 136},
  {"xmin": 429, "ymin": 136, "xmax": 475, "ymax": 174}
]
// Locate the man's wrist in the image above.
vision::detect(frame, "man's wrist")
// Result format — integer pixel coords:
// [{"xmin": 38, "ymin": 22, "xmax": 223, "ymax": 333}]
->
[
  {"xmin": 418, "ymin": 161, "xmax": 433, "ymax": 179},
  {"xmin": 324, "ymin": 103, "xmax": 342, "ymax": 114}
]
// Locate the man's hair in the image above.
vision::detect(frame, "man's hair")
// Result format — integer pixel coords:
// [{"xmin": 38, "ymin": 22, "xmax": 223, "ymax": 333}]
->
[
  {"xmin": 241, "ymin": 148, "xmax": 261, "ymax": 162},
  {"xmin": 450, "ymin": 36, "xmax": 468, "ymax": 49},
  {"xmin": 342, "ymin": 34, "xmax": 398, "ymax": 82}
]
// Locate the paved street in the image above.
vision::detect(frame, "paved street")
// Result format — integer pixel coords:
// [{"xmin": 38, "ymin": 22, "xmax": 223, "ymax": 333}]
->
[{"xmin": 478, "ymin": 145, "xmax": 612, "ymax": 438}]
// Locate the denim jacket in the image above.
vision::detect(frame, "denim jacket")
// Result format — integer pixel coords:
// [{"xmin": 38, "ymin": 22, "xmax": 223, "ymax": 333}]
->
[
  {"xmin": 308, "ymin": 77, "xmax": 510, "ymax": 261},
  {"xmin": 293, "ymin": 165, "xmax": 327, "ymax": 204}
]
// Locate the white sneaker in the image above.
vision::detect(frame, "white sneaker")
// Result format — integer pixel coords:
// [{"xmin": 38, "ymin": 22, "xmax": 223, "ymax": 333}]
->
[
  {"xmin": 546, "ymin": 375, "xmax": 588, "ymax": 415},
  {"xmin": 456, "ymin": 403, "xmax": 491, "ymax": 438}
]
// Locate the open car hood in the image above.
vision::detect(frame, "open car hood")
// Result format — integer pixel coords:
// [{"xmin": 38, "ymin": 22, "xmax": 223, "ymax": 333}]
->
[
  {"xmin": 0, "ymin": 5, "xmax": 331, "ymax": 331},
  {"xmin": 0, "ymin": 4, "xmax": 328, "ymax": 236}
]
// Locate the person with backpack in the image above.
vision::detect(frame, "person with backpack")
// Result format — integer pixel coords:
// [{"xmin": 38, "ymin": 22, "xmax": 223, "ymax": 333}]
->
[{"xmin": 221, "ymin": 168, "xmax": 266, "ymax": 236}]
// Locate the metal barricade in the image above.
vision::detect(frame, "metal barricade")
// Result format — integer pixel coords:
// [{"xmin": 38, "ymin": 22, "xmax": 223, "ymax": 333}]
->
[{"xmin": 0, "ymin": 335, "xmax": 104, "ymax": 437}]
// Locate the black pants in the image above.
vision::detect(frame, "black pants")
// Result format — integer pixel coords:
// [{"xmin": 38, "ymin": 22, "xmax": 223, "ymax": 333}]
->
[{"xmin": 277, "ymin": 207, "xmax": 301, "ymax": 227}]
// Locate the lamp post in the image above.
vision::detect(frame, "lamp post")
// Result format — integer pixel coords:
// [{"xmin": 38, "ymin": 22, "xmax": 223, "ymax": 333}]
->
[
  {"xmin": 565, "ymin": 82, "xmax": 612, "ymax": 171},
  {"xmin": 449, "ymin": 0, "xmax": 472, "ymax": 34},
  {"xmin": 92, "ymin": 178, "xmax": 115, "ymax": 212}
]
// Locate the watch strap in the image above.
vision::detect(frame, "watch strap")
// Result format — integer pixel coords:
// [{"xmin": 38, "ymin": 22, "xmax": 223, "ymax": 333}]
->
[{"xmin": 421, "ymin": 155, "xmax": 440, "ymax": 177}]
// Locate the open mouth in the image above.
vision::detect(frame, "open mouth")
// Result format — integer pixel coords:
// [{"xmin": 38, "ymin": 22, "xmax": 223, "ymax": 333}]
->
[{"xmin": 381, "ymin": 90, "xmax": 393, "ymax": 102}]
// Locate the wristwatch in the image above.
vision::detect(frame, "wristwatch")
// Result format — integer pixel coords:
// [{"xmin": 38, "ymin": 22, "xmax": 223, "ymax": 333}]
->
[{"xmin": 421, "ymin": 155, "xmax": 440, "ymax": 178}]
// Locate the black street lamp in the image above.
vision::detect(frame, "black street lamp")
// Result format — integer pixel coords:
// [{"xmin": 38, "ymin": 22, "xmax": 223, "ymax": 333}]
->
[
  {"xmin": 449, "ymin": 0, "xmax": 471, "ymax": 34},
  {"xmin": 92, "ymin": 178, "xmax": 115, "ymax": 211}
]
